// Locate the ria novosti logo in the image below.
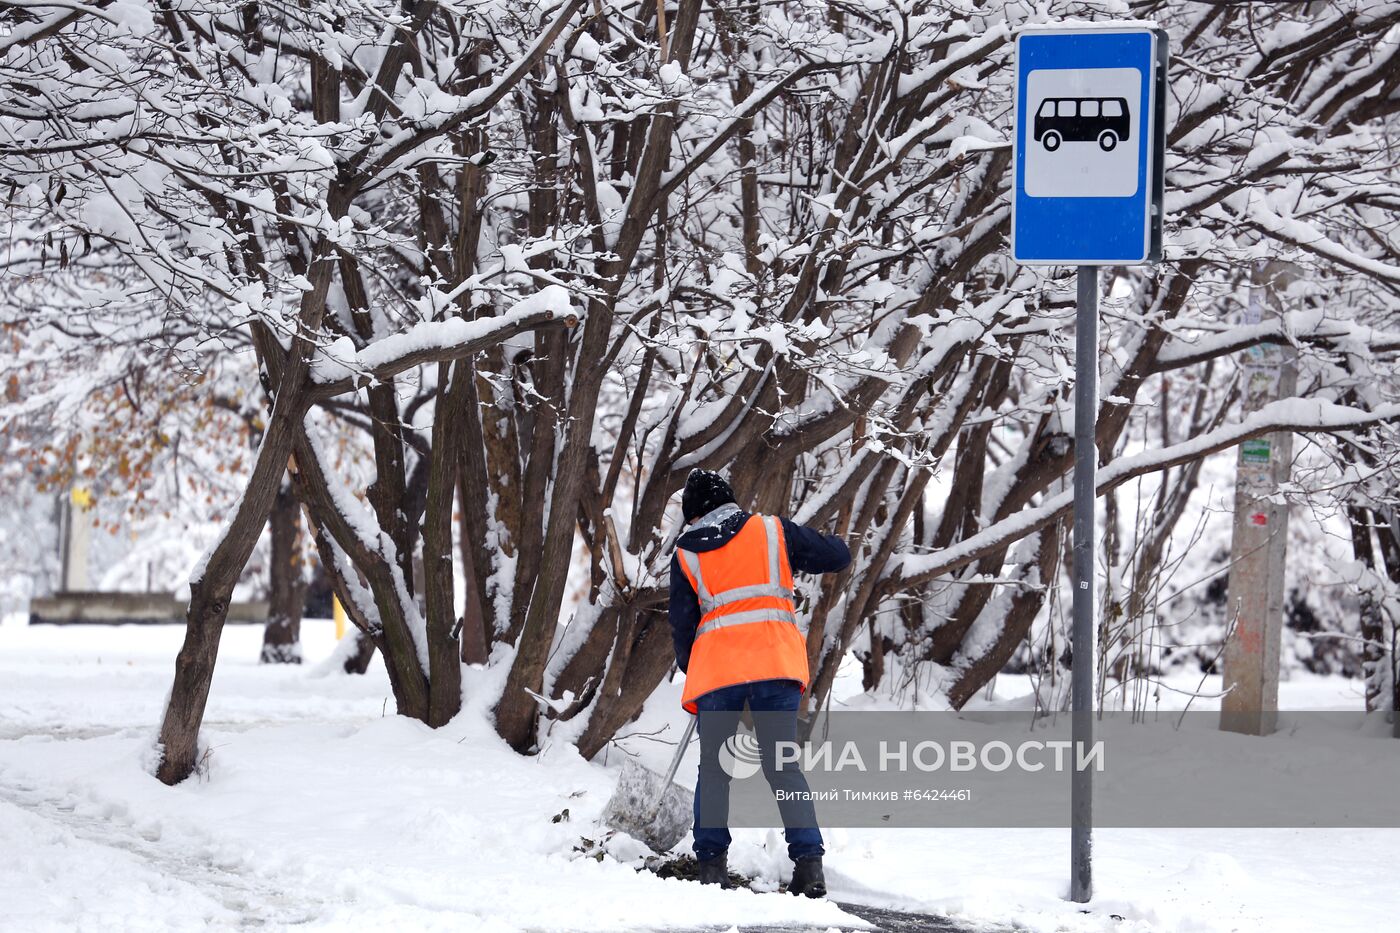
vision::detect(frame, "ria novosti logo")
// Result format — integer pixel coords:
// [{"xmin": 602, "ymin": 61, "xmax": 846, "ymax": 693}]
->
[
  {"xmin": 718, "ymin": 730, "xmax": 764, "ymax": 779},
  {"xmin": 718, "ymin": 734, "xmax": 1105, "ymax": 778}
]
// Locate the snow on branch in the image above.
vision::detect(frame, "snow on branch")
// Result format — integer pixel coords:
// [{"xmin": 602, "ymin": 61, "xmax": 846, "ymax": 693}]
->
[
  {"xmin": 1249, "ymin": 200, "xmax": 1400, "ymax": 288},
  {"xmin": 659, "ymin": 62, "xmax": 837, "ymax": 198},
  {"xmin": 351, "ymin": 0, "xmax": 588, "ymax": 186},
  {"xmin": 309, "ymin": 285, "xmax": 579, "ymax": 398},
  {"xmin": 1152, "ymin": 313, "xmax": 1400, "ymax": 373},
  {"xmin": 886, "ymin": 398, "xmax": 1400, "ymax": 592}
]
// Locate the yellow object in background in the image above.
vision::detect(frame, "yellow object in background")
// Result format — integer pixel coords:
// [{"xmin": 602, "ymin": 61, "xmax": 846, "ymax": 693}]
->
[
  {"xmin": 333, "ymin": 597, "xmax": 346, "ymax": 639},
  {"xmin": 70, "ymin": 486, "xmax": 94, "ymax": 510}
]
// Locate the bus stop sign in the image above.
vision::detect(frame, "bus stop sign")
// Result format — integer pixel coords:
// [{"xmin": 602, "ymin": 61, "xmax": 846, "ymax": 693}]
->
[{"xmin": 1012, "ymin": 25, "xmax": 1167, "ymax": 265}]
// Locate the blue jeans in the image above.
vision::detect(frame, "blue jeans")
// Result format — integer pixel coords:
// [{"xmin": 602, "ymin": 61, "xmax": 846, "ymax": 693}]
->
[{"xmin": 692, "ymin": 679, "xmax": 824, "ymax": 862}]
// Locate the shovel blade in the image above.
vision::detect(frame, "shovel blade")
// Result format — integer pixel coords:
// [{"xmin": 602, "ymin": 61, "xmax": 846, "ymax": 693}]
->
[{"xmin": 602, "ymin": 757, "xmax": 695, "ymax": 854}]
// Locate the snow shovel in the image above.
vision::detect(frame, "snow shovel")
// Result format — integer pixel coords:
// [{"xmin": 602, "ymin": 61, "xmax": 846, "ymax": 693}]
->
[{"xmin": 601, "ymin": 716, "xmax": 696, "ymax": 853}]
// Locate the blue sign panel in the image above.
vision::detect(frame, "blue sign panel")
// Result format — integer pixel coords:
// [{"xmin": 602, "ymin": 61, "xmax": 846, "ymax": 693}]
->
[{"xmin": 1012, "ymin": 27, "xmax": 1165, "ymax": 265}]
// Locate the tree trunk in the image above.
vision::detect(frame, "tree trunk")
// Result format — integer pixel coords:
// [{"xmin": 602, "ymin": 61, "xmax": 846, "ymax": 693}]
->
[
  {"xmin": 260, "ymin": 478, "xmax": 307, "ymax": 664},
  {"xmin": 493, "ymin": 0, "xmax": 704, "ymax": 754},
  {"xmin": 421, "ymin": 361, "xmax": 466, "ymax": 726},
  {"xmin": 947, "ymin": 527, "xmax": 1061, "ymax": 708},
  {"xmin": 1347, "ymin": 507, "xmax": 1384, "ymax": 712},
  {"xmin": 576, "ymin": 610, "xmax": 676, "ymax": 759},
  {"xmin": 156, "ymin": 398, "xmax": 307, "ymax": 784},
  {"xmin": 343, "ymin": 631, "xmax": 378, "ymax": 674},
  {"xmin": 1365, "ymin": 508, "xmax": 1400, "ymax": 736},
  {"xmin": 156, "ymin": 236, "xmax": 334, "ymax": 786}
]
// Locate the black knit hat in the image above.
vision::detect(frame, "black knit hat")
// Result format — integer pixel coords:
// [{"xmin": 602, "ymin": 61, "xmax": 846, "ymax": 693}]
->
[{"xmin": 682, "ymin": 469, "xmax": 736, "ymax": 523}]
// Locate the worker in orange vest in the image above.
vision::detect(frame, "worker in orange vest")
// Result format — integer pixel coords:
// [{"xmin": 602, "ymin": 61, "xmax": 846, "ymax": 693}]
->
[{"xmin": 670, "ymin": 469, "xmax": 851, "ymax": 896}]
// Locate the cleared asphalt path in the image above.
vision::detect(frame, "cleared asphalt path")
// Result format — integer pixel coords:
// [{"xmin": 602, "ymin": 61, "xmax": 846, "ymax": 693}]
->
[{"xmin": 677, "ymin": 901, "xmax": 1020, "ymax": 932}]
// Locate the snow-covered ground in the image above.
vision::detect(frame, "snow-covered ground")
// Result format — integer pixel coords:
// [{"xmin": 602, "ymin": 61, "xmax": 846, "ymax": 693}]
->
[{"xmin": 1, "ymin": 619, "xmax": 1395, "ymax": 932}]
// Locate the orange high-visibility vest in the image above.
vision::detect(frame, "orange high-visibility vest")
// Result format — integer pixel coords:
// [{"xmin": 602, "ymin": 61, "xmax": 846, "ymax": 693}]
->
[{"xmin": 675, "ymin": 514, "xmax": 809, "ymax": 712}]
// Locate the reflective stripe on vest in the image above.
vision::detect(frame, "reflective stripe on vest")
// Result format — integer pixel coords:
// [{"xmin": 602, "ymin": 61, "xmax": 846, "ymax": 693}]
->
[
  {"xmin": 678, "ymin": 516, "xmax": 794, "ymax": 637},
  {"xmin": 698, "ymin": 606, "xmax": 798, "ymax": 637}
]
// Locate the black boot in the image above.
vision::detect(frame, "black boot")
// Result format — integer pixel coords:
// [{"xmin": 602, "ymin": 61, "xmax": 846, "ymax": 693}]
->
[
  {"xmin": 697, "ymin": 854, "xmax": 730, "ymax": 888},
  {"xmin": 789, "ymin": 855, "xmax": 826, "ymax": 898}
]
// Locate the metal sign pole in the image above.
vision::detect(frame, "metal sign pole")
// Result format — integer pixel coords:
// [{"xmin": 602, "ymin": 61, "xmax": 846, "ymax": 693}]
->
[
  {"xmin": 1070, "ymin": 264, "xmax": 1099, "ymax": 903},
  {"xmin": 1011, "ymin": 24, "xmax": 1165, "ymax": 904}
]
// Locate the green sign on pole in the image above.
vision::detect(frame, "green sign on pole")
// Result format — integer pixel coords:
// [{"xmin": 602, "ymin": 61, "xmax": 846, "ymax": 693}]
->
[{"xmin": 1241, "ymin": 438, "xmax": 1272, "ymax": 465}]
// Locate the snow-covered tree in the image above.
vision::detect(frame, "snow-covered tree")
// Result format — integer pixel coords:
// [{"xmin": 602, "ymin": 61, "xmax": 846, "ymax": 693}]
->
[{"xmin": 2, "ymin": 0, "xmax": 578, "ymax": 782}]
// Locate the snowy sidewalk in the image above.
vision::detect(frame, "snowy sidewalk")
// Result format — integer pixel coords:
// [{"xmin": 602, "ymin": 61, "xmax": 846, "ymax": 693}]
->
[{"xmin": 0, "ymin": 773, "xmax": 325, "ymax": 928}]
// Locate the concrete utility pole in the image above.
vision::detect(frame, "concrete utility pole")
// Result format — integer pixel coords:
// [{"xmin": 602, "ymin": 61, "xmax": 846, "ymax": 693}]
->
[
  {"xmin": 59, "ymin": 486, "xmax": 93, "ymax": 592},
  {"xmin": 1220, "ymin": 261, "xmax": 1297, "ymax": 736}
]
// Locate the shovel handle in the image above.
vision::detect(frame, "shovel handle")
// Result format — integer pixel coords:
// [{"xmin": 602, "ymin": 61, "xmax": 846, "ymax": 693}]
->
[
  {"xmin": 639, "ymin": 716, "xmax": 698, "ymax": 829},
  {"xmin": 661, "ymin": 715, "xmax": 696, "ymax": 789}
]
